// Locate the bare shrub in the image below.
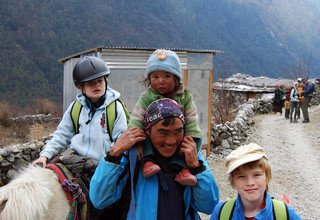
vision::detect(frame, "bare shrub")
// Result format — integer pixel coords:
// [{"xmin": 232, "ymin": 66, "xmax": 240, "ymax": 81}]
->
[
  {"xmin": 0, "ymin": 123, "xmax": 30, "ymax": 147},
  {"xmin": 0, "ymin": 102, "xmax": 12, "ymax": 127},
  {"xmin": 280, "ymin": 61, "xmax": 313, "ymax": 80},
  {"xmin": 32, "ymin": 98, "xmax": 60, "ymax": 115},
  {"xmin": 212, "ymin": 89, "xmax": 237, "ymax": 124},
  {"xmin": 29, "ymin": 123, "xmax": 45, "ymax": 141},
  {"xmin": 0, "ymin": 125, "xmax": 13, "ymax": 146},
  {"xmin": 12, "ymin": 122, "xmax": 30, "ymax": 141}
]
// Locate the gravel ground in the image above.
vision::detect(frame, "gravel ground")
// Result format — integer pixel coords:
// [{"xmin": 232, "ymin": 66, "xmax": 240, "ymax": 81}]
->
[{"xmin": 201, "ymin": 105, "xmax": 320, "ymax": 220}]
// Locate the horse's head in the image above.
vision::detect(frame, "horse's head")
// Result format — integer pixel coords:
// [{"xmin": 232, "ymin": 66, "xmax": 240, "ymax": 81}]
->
[{"xmin": 0, "ymin": 165, "xmax": 70, "ymax": 220}]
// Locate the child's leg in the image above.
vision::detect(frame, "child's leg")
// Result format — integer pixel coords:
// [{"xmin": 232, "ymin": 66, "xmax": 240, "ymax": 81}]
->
[
  {"xmin": 285, "ymin": 109, "xmax": 290, "ymax": 119},
  {"xmin": 193, "ymin": 137, "xmax": 202, "ymax": 152},
  {"xmin": 143, "ymin": 137, "xmax": 155, "ymax": 159},
  {"xmin": 171, "ymin": 156, "xmax": 197, "ymax": 186},
  {"xmin": 142, "ymin": 137, "xmax": 161, "ymax": 177},
  {"xmin": 293, "ymin": 102, "xmax": 298, "ymax": 121},
  {"xmin": 290, "ymin": 102, "xmax": 294, "ymax": 122},
  {"xmin": 171, "ymin": 141, "xmax": 198, "ymax": 186},
  {"xmin": 297, "ymin": 102, "xmax": 301, "ymax": 118}
]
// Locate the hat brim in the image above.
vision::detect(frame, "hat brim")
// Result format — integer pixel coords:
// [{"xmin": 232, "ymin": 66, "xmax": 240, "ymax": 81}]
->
[{"xmin": 226, "ymin": 153, "xmax": 265, "ymax": 174}]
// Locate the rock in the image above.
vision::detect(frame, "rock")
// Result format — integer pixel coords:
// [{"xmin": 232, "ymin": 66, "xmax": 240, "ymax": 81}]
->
[
  {"xmin": 0, "ymin": 147, "xmax": 12, "ymax": 157},
  {"xmin": 221, "ymin": 139, "xmax": 230, "ymax": 149}
]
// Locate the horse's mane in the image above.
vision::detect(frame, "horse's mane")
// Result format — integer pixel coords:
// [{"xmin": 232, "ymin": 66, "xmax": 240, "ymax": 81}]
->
[{"xmin": 0, "ymin": 165, "xmax": 68, "ymax": 220}]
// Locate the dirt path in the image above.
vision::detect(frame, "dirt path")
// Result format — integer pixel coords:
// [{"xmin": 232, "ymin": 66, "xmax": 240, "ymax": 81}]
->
[{"xmin": 203, "ymin": 105, "xmax": 320, "ymax": 220}]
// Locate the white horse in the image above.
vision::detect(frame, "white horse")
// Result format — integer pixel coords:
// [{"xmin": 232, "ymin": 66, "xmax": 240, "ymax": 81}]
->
[{"xmin": 0, "ymin": 165, "xmax": 69, "ymax": 220}]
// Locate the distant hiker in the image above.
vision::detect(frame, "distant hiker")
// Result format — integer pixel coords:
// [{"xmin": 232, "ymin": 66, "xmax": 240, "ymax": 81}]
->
[
  {"xmin": 279, "ymin": 84, "xmax": 286, "ymax": 107},
  {"xmin": 210, "ymin": 143, "xmax": 302, "ymax": 220},
  {"xmin": 273, "ymin": 85, "xmax": 283, "ymax": 115},
  {"xmin": 32, "ymin": 56, "xmax": 128, "ymax": 172},
  {"xmin": 300, "ymin": 78, "xmax": 315, "ymax": 123},
  {"xmin": 90, "ymin": 98, "xmax": 219, "ymax": 219},
  {"xmin": 284, "ymin": 96, "xmax": 290, "ymax": 120},
  {"xmin": 296, "ymin": 78, "xmax": 304, "ymax": 119},
  {"xmin": 128, "ymin": 49, "xmax": 202, "ymax": 186},
  {"xmin": 290, "ymin": 82, "xmax": 300, "ymax": 123},
  {"xmin": 284, "ymin": 85, "xmax": 293, "ymax": 119}
]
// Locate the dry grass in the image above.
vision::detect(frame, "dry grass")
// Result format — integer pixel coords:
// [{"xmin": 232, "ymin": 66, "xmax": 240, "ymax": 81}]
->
[
  {"xmin": 0, "ymin": 100, "xmax": 61, "ymax": 147},
  {"xmin": 0, "ymin": 121, "xmax": 58, "ymax": 147},
  {"xmin": 212, "ymin": 90, "xmax": 237, "ymax": 124},
  {"xmin": 32, "ymin": 98, "xmax": 62, "ymax": 116},
  {"xmin": 0, "ymin": 102, "xmax": 13, "ymax": 127}
]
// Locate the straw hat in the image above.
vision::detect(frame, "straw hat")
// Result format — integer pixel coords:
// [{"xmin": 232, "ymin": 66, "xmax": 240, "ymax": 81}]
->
[{"xmin": 226, "ymin": 143, "xmax": 268, "ymax": 174}]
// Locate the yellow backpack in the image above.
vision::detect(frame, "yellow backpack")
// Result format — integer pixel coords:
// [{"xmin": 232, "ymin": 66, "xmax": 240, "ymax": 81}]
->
[
  {"xmin": 70, "ymin": 99, "xmax": 130, "ymax": 142},
  {"xmin": 218, "ymin": 198, "xmax": 288, "ymax": 220}
]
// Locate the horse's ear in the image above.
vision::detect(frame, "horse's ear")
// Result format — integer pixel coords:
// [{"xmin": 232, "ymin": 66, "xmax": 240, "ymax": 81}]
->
[{"xmin": 0, "ymin": 198, "xmax": 8, "ymax": 213}]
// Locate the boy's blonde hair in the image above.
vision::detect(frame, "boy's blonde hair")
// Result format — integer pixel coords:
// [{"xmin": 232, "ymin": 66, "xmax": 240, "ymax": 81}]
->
[
  {"xmin": 225, "ymin": 143, "xmax": 271, "ymax": 190},
  {"xmin": 229, "ymin": 157, "xmax": 272, "ymax": 190}
]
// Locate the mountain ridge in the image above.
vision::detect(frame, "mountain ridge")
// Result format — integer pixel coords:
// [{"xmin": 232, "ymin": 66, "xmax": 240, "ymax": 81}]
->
[{"xmin": 1, "ymin": 0, "xmax": 319, "ymax": 107}]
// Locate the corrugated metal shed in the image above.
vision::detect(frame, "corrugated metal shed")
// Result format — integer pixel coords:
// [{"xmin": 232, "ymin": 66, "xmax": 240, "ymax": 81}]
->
[{"xmin": 59, "ymin": 46, "xmax": 223, "ymax": 155}]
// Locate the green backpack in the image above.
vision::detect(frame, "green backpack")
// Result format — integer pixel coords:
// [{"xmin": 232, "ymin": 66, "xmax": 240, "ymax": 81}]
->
[
  {"xmin": 70, "ymin": 99, "xmax": 130, "ymax": 142},
  {"xmin": 219, "ymin": 198, "xmax": 288, "ymax": 220}
]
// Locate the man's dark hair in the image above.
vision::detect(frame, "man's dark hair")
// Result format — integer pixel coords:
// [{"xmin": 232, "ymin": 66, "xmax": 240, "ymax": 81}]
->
[{"xmin": 161, "ymin": 117, "xmax": 176, "ymax": 127}]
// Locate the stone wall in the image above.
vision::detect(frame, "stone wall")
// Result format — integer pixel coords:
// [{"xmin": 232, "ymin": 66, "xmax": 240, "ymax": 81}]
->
[
  {"xmin": 210, "ymin": 83, "xmax": 320, "ymax": 160},
  {"xmin": 0, "ymin": 138, "xmax": 49, "ymax": 186},
  {"xmin": 0, "ymin": 89, "xmax": 317, "ymax": 186},
  {"xmin": 0, "ymin": 114, "xmax": 58, "ymax": 186},
  {"xmin": 0, "ymin": 96, "xmax": 275, "ymax": 186},
  {"xmin": 310, "ymin": 80, "xmax": 320, "ymax": 106},
  {"xmin": 210, "ymin": 96, "xmax": 273, "ymax": 158}
]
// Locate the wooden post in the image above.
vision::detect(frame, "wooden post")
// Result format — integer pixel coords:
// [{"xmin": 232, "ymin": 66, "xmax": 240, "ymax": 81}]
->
[
  {"xmin": 206, "ymin": 69, "xmax": 214, "ymax": 157},
  {"xmin": 183, "ymin": 69, "xmax": 189, "ymax": 86}
]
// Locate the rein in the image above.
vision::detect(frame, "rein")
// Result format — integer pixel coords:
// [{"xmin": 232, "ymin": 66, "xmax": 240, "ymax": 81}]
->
[{"xmin": 46, "ymin": 163, "xmax": 86, "ymax": 220}]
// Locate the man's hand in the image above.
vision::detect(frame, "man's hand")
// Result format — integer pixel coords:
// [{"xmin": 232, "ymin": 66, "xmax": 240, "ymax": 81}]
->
[
  {"xmin": 109, "ymin": 128, "xmax": 146, "ymax": 156},
  {"xmin": 179, "ymin": 136, "xmax": 200, "ymax": 168}
]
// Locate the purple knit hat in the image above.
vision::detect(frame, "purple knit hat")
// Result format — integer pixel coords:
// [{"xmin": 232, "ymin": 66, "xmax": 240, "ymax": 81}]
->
[{"xmin": 144, "ymin": 98, "xmax": 185, "ymax": 131}]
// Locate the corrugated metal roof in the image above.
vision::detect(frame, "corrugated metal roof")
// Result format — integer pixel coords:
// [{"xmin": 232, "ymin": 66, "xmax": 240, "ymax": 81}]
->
[
  {"xmin": 101, "ymin": 49, "xmax": 188, "ymax": 69},
  {"xmin": 58, "ymin": 46, "xmax": 223, "ymax": 63}
]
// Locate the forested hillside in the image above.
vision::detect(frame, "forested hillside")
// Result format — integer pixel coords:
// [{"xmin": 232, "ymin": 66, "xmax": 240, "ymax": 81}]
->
[{"xmin": 1, "ymin": 0, "xmax": 320, "ymax": 107}]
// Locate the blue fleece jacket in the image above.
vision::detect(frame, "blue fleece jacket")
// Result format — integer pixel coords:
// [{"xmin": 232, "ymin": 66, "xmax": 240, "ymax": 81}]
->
[
  {"xmin": 210, "ymin": 192, "xmax": 301, "ymax": 220},
  {"xmin": 89, "ymin": 151, "xmax": 220, "ymax": 220},
  {"xmin": 40, "ymin": 87, "xmax": 127, "ymax": 161}
]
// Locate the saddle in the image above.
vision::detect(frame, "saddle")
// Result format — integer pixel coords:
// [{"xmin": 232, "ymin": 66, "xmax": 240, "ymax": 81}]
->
[{"xmin": 46, "ymin": 163, "xmax": 88, "ymax": 220}]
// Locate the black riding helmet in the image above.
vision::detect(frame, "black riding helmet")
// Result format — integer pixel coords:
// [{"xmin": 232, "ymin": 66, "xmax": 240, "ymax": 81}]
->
[{"xmin": 73, "ymin": 56, "xmax": 111, "ymax": 88}]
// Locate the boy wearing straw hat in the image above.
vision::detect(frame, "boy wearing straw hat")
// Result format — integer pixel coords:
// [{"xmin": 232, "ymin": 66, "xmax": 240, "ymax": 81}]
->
[{"xmin": 210, "ymin": 143, "xmax": 301, "ymax": 219}]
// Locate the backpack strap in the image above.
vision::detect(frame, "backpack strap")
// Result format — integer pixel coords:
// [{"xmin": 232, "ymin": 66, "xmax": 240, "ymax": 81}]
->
[
  {"xmin": 106, "ymin": 100, "xmax": 117, "ymax": 142},
  {"xmin": 70, "ymin": 100, "xmax": 117, "ymax": 141},
  {"xmin": 70, "ymin": 101, "xmax": 83, "ymax": 134},
  {"xmin": 116, "ymin": 98, "xmax": 131, "ymax": 124},
  {"xmin": 71, "ymin": 99, "xmax": 130, "ymax": 142},
  {"xmin": 218, "ymin": 198, "xmax": 236, "ymax": 220},
  {"xmin": 106, "ymin": 99, "xmax": 131, "ymax": 142},
  {"xmin": 272, "ymin": 199, "xmax": 289, "ymax": 220},
  {"xmin": 218, "ymin": 197, "xmax": 289, "ymax": 220}
]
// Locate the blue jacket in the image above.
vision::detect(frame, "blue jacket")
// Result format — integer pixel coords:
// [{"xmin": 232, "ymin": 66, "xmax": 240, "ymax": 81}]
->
[
  {"xmin": 301, "ymin": 82, "xmax": 315, "ymax": 97},
  {"xmin": 210, "ymin": 192, "xmax": 301, "ymax": 220},
  {"xmin": 40, "ymin": 87, "xmax": 127, "ymax": 161},
  {"xmin": 89, "ymin": 151, "xmax": 220, "ymax": 220},
  {"xmin": 290, "ymin": 87, "xmax": 299, "ymax": 102}
]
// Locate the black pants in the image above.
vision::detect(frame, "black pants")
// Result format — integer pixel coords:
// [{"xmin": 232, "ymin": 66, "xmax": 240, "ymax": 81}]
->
[{"xmin": 290, "ymin": 101, "xmax": 298, "ymax": 121}]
